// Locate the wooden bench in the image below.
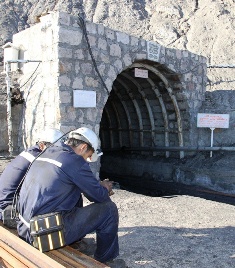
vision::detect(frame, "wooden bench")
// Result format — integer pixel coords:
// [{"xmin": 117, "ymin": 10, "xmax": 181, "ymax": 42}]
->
[{"xmin": 0, "ymin": 223, "xmax": 109, "ymax": 268}]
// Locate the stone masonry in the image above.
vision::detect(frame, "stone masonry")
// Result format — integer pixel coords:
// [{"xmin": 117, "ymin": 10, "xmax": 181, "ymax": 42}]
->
[{"xmin": 6, "ymin": 11, "xmax": 207, "ymax": 156}]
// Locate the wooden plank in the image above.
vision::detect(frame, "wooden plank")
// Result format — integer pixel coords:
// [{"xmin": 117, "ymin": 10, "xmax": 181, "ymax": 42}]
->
[
  {"xmin": 46, "ymin": 251, "xmax": 75, "ymax": 268},
  {"xmin": 0, "ymin": 227, "xmax": 65, "ymax": 268},
  {"xmin": 48, "ymin": 250, "xmax": 85, "ymax": 268},
  {"xmin": 0, "ymin": 224, "xmax": 110, "ymax": 268},
  {"xmin": 0, "ymin": 247, "xmax": 28, "ymax": 268},
  {"xmin": 60, "ymin": 247, "xmax": 109, "ymax": 268},
  {"xmin": 0, "ymin": 257, "xmax": 14, "ymax": 268},
  {"xmin": 47, "ymin": 246, "xmax": 110, "ymax": 268},
  {"xmin": 0, "ymin": 241, "xmax": 38, "ymax": 268}
]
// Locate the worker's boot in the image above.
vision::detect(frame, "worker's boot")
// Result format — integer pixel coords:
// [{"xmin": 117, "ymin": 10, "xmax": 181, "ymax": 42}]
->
[
  {"xmin": 105, "ymin": 258, "xmax": 127, "ymax": 268},
  {"xmin": 71, "ymin": 238, "xmax": 97, "ymax": 257}
]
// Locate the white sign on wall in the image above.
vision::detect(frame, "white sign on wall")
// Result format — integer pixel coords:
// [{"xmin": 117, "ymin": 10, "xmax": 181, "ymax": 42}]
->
[
  {"xmin": 73, "ymin": 90, "xmax": 96, "ymax": 108},
  {"xmin": 147, "ymin": 41, "xmax": 161, "ymax": 62},
  {"xmin": 197, "ymin": 113, "xmax": 229, "ymax": 128},
  {"xmin": 134, "ymin": 68, "xmax": 148, "ymax": 78},
  {"xmin": 197, "ymin": 113, "xmax": 229, "ymax": 157}
]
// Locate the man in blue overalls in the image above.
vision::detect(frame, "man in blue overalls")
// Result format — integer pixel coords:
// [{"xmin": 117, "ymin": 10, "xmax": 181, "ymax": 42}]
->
[
  {"xmin": 17, "ymin": 127, "xmax": 124, "ymax": 267},
  {"xmin": 0, "ymin": 128, "xmax": 64, "ymax": 228}
]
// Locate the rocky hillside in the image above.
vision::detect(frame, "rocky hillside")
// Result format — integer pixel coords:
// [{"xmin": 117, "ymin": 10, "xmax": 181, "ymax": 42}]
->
[{"xmin": 1, "ymin": 0, "xmax": 235, "ymax": 92}]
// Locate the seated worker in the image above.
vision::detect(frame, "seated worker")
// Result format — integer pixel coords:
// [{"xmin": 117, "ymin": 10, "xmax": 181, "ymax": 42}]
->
[
  {"xmin": 17, "ymin": 127, "xmax": 125, "ymax": 267},
  {"xmin": 0, "ymin": 128, "xmax": 64, "ymax": 228}
]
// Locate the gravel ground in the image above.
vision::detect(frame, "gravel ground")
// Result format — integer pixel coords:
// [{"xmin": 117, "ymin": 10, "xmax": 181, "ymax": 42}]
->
[
  {"xmin": 1, "ymin": 155, "xmax": 235, "ymax": 268},
  {"xmin": 84, "ymin": 189, "xmax": 235, "ymax": 268}
]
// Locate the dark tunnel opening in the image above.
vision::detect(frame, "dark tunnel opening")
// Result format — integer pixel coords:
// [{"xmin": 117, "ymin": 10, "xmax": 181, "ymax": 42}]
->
[
  {"xmin": 99, "ymin": 60, "xmax": 186, "ymax": 197},
  {"xmin": 98, "ymin": 60, "xmax": 235, "ymax": 205}
]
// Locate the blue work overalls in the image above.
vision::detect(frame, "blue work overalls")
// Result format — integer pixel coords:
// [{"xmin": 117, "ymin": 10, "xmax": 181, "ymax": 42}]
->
[
  {"xmin": 0, "ymin": 145, "xmax": 41, "ymax": 220},
  {"xmin": 17, "ymin": 143, "xmax": 119, "ymax": 263}
]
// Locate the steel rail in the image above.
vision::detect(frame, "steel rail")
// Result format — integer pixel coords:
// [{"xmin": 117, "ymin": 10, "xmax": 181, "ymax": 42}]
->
[{"xmin": 103, "ymin": 146, "xmax": 235, "ymax": 152}]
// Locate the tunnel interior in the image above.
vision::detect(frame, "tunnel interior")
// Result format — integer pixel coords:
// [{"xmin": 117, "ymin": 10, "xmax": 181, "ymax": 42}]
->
[{"xmin": 99, "ymin": 60, "xmax": 190, "ymax": 196}]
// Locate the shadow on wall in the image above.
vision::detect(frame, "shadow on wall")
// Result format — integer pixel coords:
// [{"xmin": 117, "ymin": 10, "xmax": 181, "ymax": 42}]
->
[
  {"xmin": 107, "ymin": 172, "xmax": 235, "ymax": 206},
  {"xmin": 101, "ymin": 151, "xmax": 235, "ymax": 199}
]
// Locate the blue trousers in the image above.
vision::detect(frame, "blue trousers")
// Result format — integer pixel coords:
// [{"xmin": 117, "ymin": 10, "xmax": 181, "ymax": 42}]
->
[{"xmin": 62, "ymin": 201, "xmax": 119, "ymax": 263}]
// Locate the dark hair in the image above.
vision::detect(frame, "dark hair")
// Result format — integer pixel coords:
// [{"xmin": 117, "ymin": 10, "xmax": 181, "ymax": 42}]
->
[{"xmin": 66, "ymin": 138, "xmax": 94, "ymax": 152}]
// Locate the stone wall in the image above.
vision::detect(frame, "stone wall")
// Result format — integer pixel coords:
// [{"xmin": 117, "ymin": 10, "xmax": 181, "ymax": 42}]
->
[
  {"xmin": 7, "ymin": 12, "xmax": 206, "ymax": 156},
  {"xmin": 13, "ymin": 20, "xmax": 61, "ymax": 148}
]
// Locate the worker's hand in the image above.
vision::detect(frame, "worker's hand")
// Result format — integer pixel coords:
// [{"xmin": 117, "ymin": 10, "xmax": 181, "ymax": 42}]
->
[{"xmin": 100, "ymin": 179, "xmax": 114, "ymax": 196}]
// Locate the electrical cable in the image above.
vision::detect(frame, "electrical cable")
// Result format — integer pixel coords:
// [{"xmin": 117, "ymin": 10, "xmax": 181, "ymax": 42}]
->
[
  {"xmin": 207, "ymin": 65, "xmax": 235, "ymax": 69},
  {"xmin": 19, "ymin": 62, "xmax": 41, "ymax": 89},
  {"xmin": 76, "ymin": 14, "xmax": 110, "ymax": 96}
]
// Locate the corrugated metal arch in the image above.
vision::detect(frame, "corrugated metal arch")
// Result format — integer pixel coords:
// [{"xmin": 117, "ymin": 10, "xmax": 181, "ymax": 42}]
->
[
  {"xmin": 112, "ymin": 85, "xmax": 133, "ymax": 146},
  {"xmin": 131, "ymin": 63, "xmax": 184, "ymax": 158},
  {"xmin": 121, "ymin": 73, "xmax": 156, "ymax": 153},
  {"xmin": 110, "ymin": 101, "xmax": 122, "ymax": 147},
  {"xmin": 146, "ymin": 78, "xmax": 170, "ymax": 158},
  {"xmin": 103, "ymin": 107, "xmax": 114, "ymax": 148},
  {"xmin": 116, "ymin": 77, "xmax": 144, "ymax": 147}
]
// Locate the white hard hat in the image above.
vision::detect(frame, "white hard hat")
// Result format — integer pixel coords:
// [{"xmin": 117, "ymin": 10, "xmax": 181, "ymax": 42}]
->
[
  {"xmin": 69, "ymin": 127, "xmax": 103, "ymax": 162},
  {"xmin": 39, "ymin": 128, "xmax": 65, "ymax": 144}
]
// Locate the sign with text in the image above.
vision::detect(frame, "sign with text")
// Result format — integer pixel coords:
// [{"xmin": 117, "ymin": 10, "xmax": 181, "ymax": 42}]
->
[
  {"xmin": 73, "ymin": 90, "xmax": 96, "ymax": 108},
  {"xmin": 197, "ymin": 113, "xmax": 229, "ymax": 128},
  {"xmin": 147, "ymin": 41, "xmax": 161, "ymax": 62},
  {"xmin": 134, "ymin": 68, "xmax": 148, "ymax": 78}
]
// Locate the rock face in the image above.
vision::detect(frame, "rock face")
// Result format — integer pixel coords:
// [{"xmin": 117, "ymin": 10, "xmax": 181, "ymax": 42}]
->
[
  {"xmin": 0, "ymin": 0, "xmax": 234, "ymax": 84},
  {"xmin": 0, "ymin": 0, "xmax": 234, "ymax": 151}
]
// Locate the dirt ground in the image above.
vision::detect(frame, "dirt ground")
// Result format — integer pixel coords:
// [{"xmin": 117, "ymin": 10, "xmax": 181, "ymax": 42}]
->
[
  {"xmin": 1, "ymin": 155, "xmax": 235, "ymax": 268},
  {"xmin": 84, "ymin": 189, "xmax": 235, "ymax": 268}
]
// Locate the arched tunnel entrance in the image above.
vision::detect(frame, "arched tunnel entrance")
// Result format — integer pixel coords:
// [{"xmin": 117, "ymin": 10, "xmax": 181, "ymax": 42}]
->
[{"xmin": 99, "ymin": 60, "xmax": 189, "ymax": 196}]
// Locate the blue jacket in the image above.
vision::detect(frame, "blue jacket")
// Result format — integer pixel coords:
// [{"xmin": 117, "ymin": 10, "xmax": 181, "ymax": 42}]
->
[
  {"xmin": 0, "ymin": 145, "xmax": 41, "ymax": 214},
  {"xmin": 18, "ymin": 143, "xmax": 110, "ymax": 242}
]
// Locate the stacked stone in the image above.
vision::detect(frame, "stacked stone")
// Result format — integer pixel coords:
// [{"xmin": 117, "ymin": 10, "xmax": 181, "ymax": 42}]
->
[{"xmin": 10, "ymin": 11, "xmax": 207, "ymax": 155}]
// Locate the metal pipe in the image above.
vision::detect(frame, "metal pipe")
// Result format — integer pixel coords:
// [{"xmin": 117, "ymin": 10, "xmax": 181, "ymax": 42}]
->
[
  {"xmin": 4, "ymin": 59, "xmax": 42, "ymax": 156},
  {"xmin": 5, "ymin": 62, "xmax": 13, "ymax": 156},
  {"xmin": 6, "ymin": 60, "xmax": 42, "ymax": 63},
  {"xmin": 208, "ymin": 64, "xmax": 235, "ymax": 68},
  {"xmin": 103, "ymin": 146, "xmax": 235, "ymax": 152}
]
